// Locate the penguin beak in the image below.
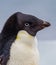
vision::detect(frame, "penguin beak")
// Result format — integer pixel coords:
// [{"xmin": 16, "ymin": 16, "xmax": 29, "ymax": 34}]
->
[
  {"xmin": 43, "ymin": 21, "xmax": 51, "ymax": 27},
  {"xmin": 42, "ymin": 21, "xmax": 51, "ymax": 28}
]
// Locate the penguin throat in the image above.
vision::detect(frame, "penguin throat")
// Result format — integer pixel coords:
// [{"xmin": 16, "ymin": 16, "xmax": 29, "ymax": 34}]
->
[{"xmin": 16, "ymin": 30, "xmax": 37, "ymax": 47}]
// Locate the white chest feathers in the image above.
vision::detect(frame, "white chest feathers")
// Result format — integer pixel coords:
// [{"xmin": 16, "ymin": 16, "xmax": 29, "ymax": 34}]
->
[{"xmin": 7, "ymin": 30, "xmax": 40, "ymax": 65}]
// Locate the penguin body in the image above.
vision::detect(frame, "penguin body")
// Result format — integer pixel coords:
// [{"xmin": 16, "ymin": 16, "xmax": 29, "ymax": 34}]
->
[
  {"xmin": 0, "ymin": 12, "xmax": 50, "ymax": 65},
  {"xmin": 7, "ymin": 30, "xmax": 39, "ymax": 65}
]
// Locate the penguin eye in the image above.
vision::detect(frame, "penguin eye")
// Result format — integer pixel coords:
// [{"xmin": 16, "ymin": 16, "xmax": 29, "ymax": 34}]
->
[
  {"xmin": 25, "ymin": 23, "xmax": 30, "ymax": 26},
  {"xmin": 25, "ymin": 21, "xmax": 32, "ymax": 26}
]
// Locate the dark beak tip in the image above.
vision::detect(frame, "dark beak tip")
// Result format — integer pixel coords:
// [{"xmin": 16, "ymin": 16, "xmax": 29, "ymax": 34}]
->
[
  {"xmin": 46, "ymin": 22, "xmax": 51, "ymax": 27},
  {"xmin": 43, "ymin": 22, "xmax": 51, "ymax": 27}
]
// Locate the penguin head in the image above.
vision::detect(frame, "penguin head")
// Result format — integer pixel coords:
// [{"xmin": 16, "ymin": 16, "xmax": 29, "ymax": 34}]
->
[{"xmin": 1, "ymin": 12, "xmax": 50, "ymax": 38}]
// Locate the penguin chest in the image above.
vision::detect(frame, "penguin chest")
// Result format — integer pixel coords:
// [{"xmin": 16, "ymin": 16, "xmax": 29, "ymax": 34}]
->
[{"xmin": 7, "ymin": 40, "xmax": 39, "ymax": 65}]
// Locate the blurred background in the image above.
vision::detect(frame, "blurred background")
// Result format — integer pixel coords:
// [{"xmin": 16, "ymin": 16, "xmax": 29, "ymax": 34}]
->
[{"xmin": 0, "ymin": 0, "xmax": 56, "ymax": 65}]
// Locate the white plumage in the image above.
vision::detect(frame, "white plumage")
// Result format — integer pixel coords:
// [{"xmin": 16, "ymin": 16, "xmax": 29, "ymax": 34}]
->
[{"xmin": 7, "ymin": 30, "xmax": 40, "ymax": 65}]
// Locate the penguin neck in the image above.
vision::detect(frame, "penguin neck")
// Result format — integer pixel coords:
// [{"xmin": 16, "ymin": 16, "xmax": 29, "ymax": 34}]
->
[{"xmin": 16, "ymin": 30, "xmax": 38, "ymax": 48}]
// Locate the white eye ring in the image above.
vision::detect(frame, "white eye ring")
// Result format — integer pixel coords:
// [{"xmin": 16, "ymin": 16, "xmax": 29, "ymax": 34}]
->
[{"xmin": 25, "ymin": 23, "xmax": 29, "ymax": 26}]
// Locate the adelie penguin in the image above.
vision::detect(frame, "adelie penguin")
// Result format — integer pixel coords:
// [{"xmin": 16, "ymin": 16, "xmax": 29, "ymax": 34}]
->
[{"xmin": 0, "ymin": 12, "xmax": 50, "ymax": 65}]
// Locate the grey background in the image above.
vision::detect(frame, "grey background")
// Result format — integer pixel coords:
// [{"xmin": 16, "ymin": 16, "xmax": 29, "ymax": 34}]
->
[{"xmin": 0, "ymin": 0, "xmax": 56, "ymax": 65}]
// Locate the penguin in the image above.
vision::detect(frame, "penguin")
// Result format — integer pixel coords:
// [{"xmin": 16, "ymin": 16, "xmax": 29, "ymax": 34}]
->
[{"xmin": 0, "ymin": 12, "xmax": 50, "ymax": 65}]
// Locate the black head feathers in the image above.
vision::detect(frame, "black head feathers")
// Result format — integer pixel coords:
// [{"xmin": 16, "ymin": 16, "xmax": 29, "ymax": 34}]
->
[{"xmin": 1, "ymin": 12, "xmax": 50, "ymax": 38}]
